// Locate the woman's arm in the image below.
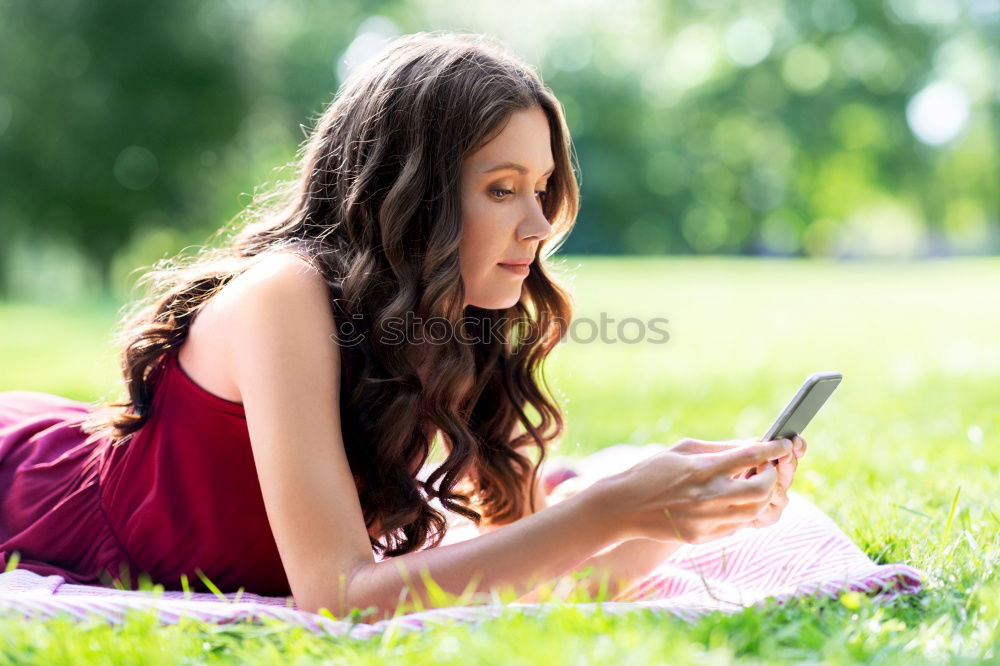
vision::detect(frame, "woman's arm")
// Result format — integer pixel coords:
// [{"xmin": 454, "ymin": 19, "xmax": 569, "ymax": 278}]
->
[
  {"xmin": 515, "ymin": 472, "xmax": 681, "ymax": 602},
  {"xmin": 516, "ymin": 535, "xmax": 681, "ymax": 603},
  {"xmin": 353, "ymin": 479, "xmax": 626, "ymax": 620},
  {"xmin": 463, "ymin": 452, "xmax": 676, "ymax": 602}
]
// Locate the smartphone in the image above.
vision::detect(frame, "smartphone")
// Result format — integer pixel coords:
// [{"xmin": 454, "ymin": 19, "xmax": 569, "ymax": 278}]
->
[
  {"xmin": 746, "ymin": 371, "xmax": 842, "ymax": 476},
  {"xmin": 762, "ymin": 371, "xmax": 842, "ymax": 442}
]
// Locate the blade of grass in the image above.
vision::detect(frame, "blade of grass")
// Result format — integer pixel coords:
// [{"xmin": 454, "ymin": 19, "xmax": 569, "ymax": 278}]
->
[{"xmin": 937, "ymin": 486, "xmax": 962, "ymax": 565}]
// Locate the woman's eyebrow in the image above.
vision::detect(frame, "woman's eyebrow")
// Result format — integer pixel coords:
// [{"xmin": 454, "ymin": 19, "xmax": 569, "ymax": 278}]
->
[{"xmin": 482, "ymin": 161, "xmax": 555, "ymax": 176}]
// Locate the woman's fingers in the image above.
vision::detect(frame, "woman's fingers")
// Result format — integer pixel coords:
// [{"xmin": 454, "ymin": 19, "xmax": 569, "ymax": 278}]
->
[
  {"xmin": 774, "ymin": 453, "xmax": 797, "ymax": 490},
  {"xmin": 697, "ymin": 497, "xmax": 788, "ymax": 542},
  {"xmin": 639, "ymin": 435, "xmax": 803, "ymax": 545},
  {"xmin": 727, "ymin": 495, "xmax": 775, "ymax": 521},
  {"xmin": 670, "ymin": 438, "xmax": 743, "ymax": 455},
  {"xmin": 704, "ymin": 520, "xmax": 752, "ymax": 541},
  {"xmin": 753, "ymin": 501, "xmax": 785, "ymax": 527},
  {"xmin": 719, "ymin": 465, "xmax": 778, "ymax": 504},
  {"xmin": 726, "ymin": 452, "xmax": 779, "ymax": 491},
  {"xmin": 707, "ymin": 438, "xmax": 793, "ymax": 474}
]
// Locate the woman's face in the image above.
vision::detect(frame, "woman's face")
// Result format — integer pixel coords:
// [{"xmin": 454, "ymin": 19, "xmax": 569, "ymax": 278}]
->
[{"xmin": 459, "ymin": 106, "xmax": 555, "ymax": 310}]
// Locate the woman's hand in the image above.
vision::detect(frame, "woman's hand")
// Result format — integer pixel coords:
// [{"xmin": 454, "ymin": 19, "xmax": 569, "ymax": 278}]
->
[
  {"xmin": 673, "ymin": 435, "xmax": 807, "ymax": 527},
  {"xmin": 607, "ymin": 437, "xmax": 795, "ymax": 544},
  {"xmin": 674, "ymin": 435, "xmax": 807, "ymax": 527},
  {"xmin": 745, "ymin": 435, "xmax": 807, "ymax": 526}
]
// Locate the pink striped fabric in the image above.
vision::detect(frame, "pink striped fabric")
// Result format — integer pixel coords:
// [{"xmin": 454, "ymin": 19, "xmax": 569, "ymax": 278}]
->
[{"xmin": 0, "ymin": 446, "xmax": 922, "ymax": 638}]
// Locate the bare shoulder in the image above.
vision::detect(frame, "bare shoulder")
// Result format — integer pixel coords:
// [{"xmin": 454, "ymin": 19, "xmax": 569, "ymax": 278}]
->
[
  {"xmin": 177, "ymin": 251, "xmax": 332, "ymax": 403},
  {"xmin": 207, "ymin": 251, "xmax": 339, "ymax": 403},
  {"xmin": 180, "ymin": 251, "xmax": 332, "ymax": 385},
  {"xmin": 224, "ymin": 251, "xmax": 328, "ymax": 304}
]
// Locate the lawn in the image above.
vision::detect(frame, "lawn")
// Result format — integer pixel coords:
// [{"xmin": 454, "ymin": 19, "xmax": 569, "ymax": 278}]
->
[{"xmin": 1, "ymin": 256, "xmax": 998, "ymax": 663}]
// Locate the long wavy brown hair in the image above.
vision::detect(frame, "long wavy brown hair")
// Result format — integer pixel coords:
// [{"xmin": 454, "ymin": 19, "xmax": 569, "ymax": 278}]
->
[{"xmin": 80, "ymin": 31, "xmax": 580, "ymax": 558}]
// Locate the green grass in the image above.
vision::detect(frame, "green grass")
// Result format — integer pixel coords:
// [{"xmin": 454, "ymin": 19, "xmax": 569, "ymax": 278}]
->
[{"xmin": 1, "ymin": 256, "xmax": 998, "ymax": 663}]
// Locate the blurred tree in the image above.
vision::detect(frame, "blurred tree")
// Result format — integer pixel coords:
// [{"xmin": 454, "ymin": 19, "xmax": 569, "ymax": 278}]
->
[
  {"xmin": 0, "ymin": 0, "xmax": 253, "ymax": 292},
  {"xmin": 0, "ymin": 0, "xmax": 997, "ymax": 300}
]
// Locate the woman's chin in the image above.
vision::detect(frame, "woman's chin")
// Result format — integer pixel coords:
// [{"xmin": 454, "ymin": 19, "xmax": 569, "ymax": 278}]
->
[{"xmin": 467, "ymin": 293, "xmax": 521, "ymax": 311}]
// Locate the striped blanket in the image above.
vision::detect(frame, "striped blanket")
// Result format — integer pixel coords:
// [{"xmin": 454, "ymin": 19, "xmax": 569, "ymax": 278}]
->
[{"xmin": 0, "ymin": 446, "xmax": 923, "ymax": 639}]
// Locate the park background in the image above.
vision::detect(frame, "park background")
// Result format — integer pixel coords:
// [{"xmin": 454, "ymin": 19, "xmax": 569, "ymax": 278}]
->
[{"xmin": 1, "ymin": 0, "xmax": 999, "ymax": 662}]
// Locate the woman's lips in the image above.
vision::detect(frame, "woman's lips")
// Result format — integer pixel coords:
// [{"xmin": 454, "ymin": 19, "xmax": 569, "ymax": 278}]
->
[{"xmin": 498, "ymin": 262, "xmax": 530, "ymax": 276}]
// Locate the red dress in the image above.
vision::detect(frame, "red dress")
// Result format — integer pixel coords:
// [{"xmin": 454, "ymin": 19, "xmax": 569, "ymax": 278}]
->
[{"xmin": 0, "ymin": 348, "xmax": 303, "ymax": 596}]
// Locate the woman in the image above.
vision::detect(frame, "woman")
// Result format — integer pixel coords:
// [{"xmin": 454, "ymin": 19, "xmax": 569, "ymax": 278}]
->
[{"xmin": 0, "ymin": 31, "xmax": 805, "ymax": 621}]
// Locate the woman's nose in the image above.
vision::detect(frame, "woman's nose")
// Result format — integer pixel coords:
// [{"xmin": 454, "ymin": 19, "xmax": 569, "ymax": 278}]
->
[{"xmin": 519, "ymin": 207, "xmax": 553, "ymax": 242}]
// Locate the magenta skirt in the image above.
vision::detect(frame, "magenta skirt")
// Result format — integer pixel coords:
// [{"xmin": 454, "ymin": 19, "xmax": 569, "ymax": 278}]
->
[{"xmin": 0, "ymin": 390, "xmax": 131, "ymax": 586}]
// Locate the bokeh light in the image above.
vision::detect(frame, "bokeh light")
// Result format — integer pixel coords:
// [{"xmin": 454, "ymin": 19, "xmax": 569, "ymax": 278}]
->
[{"xmin": 906, "ymin": 81, "xmax": 971, "ymax": 145}]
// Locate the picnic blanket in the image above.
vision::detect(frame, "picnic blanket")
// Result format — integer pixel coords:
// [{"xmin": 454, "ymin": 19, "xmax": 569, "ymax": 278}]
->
[{"xmin": 0, "ymin": 445, "xmax": 923, "ymax": 639}]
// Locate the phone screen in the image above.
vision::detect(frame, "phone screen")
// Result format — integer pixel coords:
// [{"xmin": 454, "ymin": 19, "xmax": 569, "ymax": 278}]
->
[{"xmin": 762, "ymin": 371, "xmax": 842, "ymax": 441}]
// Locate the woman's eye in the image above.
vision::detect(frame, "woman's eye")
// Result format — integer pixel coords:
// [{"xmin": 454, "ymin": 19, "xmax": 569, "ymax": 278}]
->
[{"xmin": 489, "ymin": 188, "xmax": 549, "ymax": 202}]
